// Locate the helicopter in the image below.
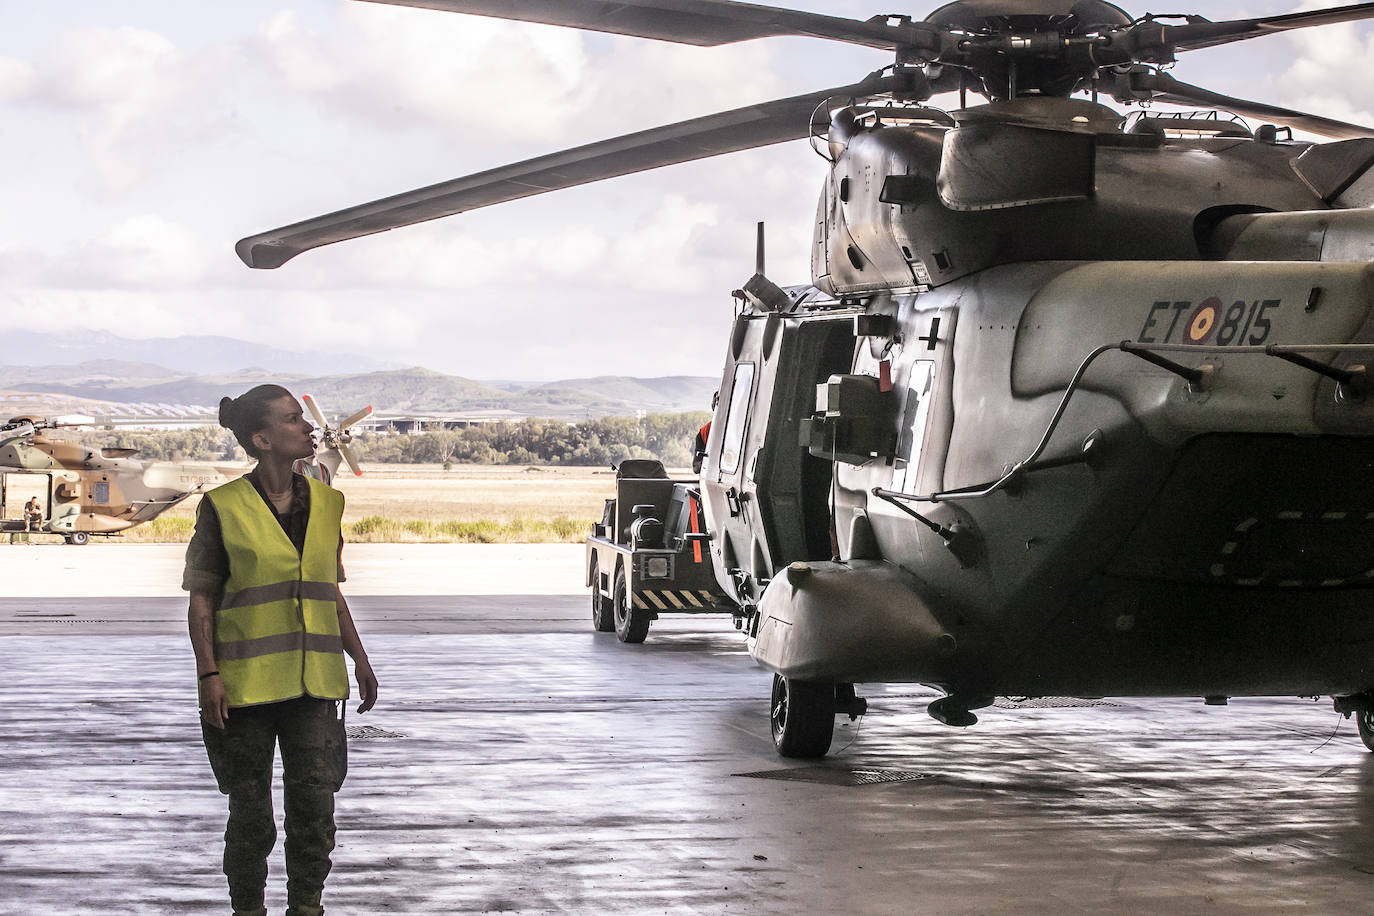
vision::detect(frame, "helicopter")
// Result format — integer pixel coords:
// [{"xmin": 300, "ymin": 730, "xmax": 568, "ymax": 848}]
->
[
  {"xmin": 0, "ymin": 397, "xmax": 371, "ymax": 544},
  {"xmin": 293, "ymin": 394, "xmax": 373, "ymax": 485},
  {"xmin": 0, "ymin": 415, "xmax": 238, "ymax": 544},
  {"xmin": 236, "ymin": 0, "xmax": 1374, "ymax": 758}
]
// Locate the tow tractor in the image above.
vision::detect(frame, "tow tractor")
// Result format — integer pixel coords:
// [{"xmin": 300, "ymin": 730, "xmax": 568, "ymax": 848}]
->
[{"xmin": 585, "ymin": 459, "xmax": 740, "ymax": 642}]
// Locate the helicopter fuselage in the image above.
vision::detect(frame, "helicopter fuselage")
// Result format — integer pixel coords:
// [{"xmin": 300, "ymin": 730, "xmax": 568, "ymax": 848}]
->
[{"xmin": 700, "ymin": 98, "xmax": 1374, "ymax": 704}]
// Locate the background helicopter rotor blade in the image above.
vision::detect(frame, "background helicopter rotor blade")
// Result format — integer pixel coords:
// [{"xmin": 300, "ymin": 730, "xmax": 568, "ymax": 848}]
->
[
  {"xmin": 301, "ymin": 393, "xmax": 330, "ymax": 429},
  {"xmin": 355, "ymin": 0, "xmax": 935, "ymax": 51},
  {"xmin": 237, "ymin": 71, "xmax": 904, "ymax": 268},
  {"xmin": 1104, "ymin": 70, "xmax": 1374, "ymax": 140},
  {"xmin": 340, "ymin": 406, "xmax": 374, "ymax": 430},
  {"xmin": 338, "ymin": 443, "xmax": 364, "ymax": 478}
]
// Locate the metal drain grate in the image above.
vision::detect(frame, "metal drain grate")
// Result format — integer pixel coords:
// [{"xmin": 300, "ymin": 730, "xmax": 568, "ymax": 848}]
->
[
  {"xmin": 346, "ymin": 725, "xmax": 405, "ymax": 739},
  {"xmin": 994, "ymin": 697, "xmax": 1121, "ymax": 709},
  {"xmin": 734, "ymin": 766, "xmax": 937, "ymax": 787}
]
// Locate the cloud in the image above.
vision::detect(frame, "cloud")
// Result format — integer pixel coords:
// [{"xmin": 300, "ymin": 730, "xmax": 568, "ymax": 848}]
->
[
  {"xmin": 34, "ymin": 25, "xmax": 207, "ymax": 193},
  {"xmin": 1276, "ymin": 10, "xmax": 1374, "ymax": 126},
  {"xmin": 47, "ymin": 214, "xmax": 207, "ymax": 290},
  {"xmin": 0, "ymin": 55, "xmax": 37, "ymax": 102},
  {"xmin": 251, "ymin": 3, "xmax": 787, "ymax": 150}
]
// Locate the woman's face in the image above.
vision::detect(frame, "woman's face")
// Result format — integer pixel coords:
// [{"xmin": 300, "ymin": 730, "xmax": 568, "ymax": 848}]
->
[{"xmin": 253, "ymin": 395, "xmax": 316, "ymax": 462}]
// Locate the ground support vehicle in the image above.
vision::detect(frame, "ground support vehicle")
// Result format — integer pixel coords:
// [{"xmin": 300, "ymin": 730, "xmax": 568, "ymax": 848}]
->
[{"xmin": 585, "ymin": 460, "xmax": 739, "ymax": 643}]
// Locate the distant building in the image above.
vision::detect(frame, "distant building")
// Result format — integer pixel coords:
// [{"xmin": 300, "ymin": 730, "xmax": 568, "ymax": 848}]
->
[{"xmin": 361, "ymin": 410, "xmax": 524, "ymax": 435}]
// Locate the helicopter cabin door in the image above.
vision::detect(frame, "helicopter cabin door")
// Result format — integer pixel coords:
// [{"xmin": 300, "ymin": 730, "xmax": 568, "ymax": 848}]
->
[{"xmin": 702, "ymin": 302, "xmax": 857, "ymax": 605}]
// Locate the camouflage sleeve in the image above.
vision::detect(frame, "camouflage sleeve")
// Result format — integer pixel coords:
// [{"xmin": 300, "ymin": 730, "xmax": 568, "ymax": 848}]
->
[{"xmin": 182, "ymin": 498, "xmax": 229, "ymax": 595}]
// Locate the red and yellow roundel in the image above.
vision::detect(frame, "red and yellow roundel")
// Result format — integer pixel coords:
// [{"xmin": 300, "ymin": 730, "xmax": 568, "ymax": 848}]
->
[{"xmin": 1186, "ymin": 297, "xmax": 1220, "ymax": 343}]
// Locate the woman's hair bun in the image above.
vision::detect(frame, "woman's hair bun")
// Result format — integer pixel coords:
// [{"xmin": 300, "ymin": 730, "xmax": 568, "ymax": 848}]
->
[{"xmin": 218, "ymin": 396, "xmax": 237, "ymax": 431}]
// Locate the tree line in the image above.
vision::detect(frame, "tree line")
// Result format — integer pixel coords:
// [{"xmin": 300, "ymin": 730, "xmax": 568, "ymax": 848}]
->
[
  {"xmin": 349, "ymin": 413, "xmax": 710, "ymax": 467},
  {"xmin": 65, "ymin": 412, "xmax": 711, "ymax": 467}
]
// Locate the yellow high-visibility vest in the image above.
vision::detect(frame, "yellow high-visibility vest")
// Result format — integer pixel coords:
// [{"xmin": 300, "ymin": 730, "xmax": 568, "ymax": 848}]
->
[{"xmin": 206, "ymin": 475, "xmax": 349, "ymax": 707}]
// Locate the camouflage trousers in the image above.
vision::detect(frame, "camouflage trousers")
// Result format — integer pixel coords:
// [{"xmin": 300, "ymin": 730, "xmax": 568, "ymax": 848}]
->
[{"xmin": 202, "ymin": 697, "xmax": 348, "ymax": 914}]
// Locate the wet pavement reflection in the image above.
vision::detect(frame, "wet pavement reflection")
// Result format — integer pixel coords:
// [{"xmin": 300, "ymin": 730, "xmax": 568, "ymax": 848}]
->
[{"xmin": 3, "ymin": 599, "xmax": 1374, "ymax": 914}]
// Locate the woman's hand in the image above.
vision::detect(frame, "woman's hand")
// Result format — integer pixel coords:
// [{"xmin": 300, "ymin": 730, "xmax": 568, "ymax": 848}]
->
[
  {"xmin": 199, "ymin": 674, "xmax": 230, "ymax": 729},
  {"xmin": 355, "ymin": 658, "xmax": 379, "ymax": 713}
]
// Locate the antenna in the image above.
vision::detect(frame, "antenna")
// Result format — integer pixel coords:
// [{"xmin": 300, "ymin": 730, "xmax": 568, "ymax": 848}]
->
[{"xmin": 756, "ymin": 221, "xmax": 765, "ymax": 276}]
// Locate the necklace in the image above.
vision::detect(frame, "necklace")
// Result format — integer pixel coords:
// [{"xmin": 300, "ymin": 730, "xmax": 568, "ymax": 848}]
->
[{"xmin": 262, "ymin": 480, "xmax": 292, "ymax": 502}]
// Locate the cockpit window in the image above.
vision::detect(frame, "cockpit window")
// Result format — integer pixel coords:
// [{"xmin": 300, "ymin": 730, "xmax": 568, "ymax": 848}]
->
[{"xmin": 718, "ymin": 362, "xmax": 755, "ymax": 475}]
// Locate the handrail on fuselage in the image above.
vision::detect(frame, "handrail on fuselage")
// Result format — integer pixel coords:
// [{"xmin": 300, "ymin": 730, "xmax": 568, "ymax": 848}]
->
[{"xmin": 874, "ymin": 340, "xmax": 1374, "ymax": 507}]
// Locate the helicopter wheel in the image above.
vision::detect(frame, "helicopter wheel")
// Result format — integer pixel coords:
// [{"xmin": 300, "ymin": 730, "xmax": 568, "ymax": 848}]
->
[
  {"xmin": 770, "ymin": 674, "xmax": 834, "ymax": 758},
  {"xmin": 613, "ymin": 565, "xmax": 650, "ymax": 644},
  {"xmin": 66, "ymin": 531, "xmax": 90, "ymax": 546},
  {"xmin": 589, "ymin": 556, "xmax": 615, "ymax": 633},
  {"xmin": 1356, "ymin": 708, "xmax": 1374, "ymax": 753}
]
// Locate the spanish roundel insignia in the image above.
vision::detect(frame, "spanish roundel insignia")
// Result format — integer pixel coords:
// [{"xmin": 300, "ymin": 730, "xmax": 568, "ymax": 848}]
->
[{"xmin": 1186, "ymin": 297, "xmax": 1220, "ymax": 343}]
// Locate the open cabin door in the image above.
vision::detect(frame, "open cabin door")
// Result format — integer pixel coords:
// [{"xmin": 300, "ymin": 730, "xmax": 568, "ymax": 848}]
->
[{"xmin": 700, "ymin": 301, "xmax": 858, "ymax": 606}]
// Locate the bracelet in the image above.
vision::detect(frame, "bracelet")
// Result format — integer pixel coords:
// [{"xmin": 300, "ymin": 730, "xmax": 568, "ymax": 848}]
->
[{"xmin": 198, "ymin": 670, "xmax": 220, "ymax": 681}]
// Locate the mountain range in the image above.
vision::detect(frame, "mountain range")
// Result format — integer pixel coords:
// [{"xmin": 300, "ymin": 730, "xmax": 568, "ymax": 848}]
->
[{"xmin": 0, "ymin": 333, "xmax": 717, "ymax": 421}]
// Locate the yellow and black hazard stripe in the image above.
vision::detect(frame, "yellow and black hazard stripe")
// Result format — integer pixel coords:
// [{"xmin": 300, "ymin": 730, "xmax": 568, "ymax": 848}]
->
[{"xmin": 632, "ymin": 589, "xmax": 723, "ymax": 612}]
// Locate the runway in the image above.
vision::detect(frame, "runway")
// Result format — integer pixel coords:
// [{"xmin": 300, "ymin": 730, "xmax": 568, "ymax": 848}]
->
[{"xmin": 2, "ymin": 545, "xmax": 1373, "ymax": 914}]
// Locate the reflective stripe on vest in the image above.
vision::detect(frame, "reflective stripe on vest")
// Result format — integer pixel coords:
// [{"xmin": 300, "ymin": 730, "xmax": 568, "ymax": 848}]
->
[{"xmin": 206, "ymin": 475, "xmax": 348, "ymax": 707}]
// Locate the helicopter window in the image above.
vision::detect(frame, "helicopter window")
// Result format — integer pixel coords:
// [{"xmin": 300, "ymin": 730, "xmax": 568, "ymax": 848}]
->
[
  {"xmin": 891, "ymin": 361, "xmax": 935, "ymax": 494},
  {"xmin": 93, "ymin": 481, "xmax": 109, "ymax": 505},
  {"xmin": 718, "ymin": 363, "xmax": 755, "ymax": 476}
]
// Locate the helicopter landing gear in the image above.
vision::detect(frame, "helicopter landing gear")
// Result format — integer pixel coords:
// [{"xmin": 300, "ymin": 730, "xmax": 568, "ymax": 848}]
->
[
  {"xmin": 612, "ymin": 566, "xmax": 650, "ymax": 643},
  {"xmin": 927, "ymin": 694, "xmax": 993, "ymax": 727},
  {"xmin": 770, "ymin": 674, "xmax": 835, "ymax": 758},
  {"xmin": 65, "ymin": 531, "xmax": 89, "ymax": 546},
  {"xmin": 1332, "ymin": 694, "xmax": 1374, "ymax": 752},
  {"xmin": 589, "ymin": 556, "xmax": 614, "ymax": 632},
  {"xmin": 1357, "ymin": 709, "xmax": 1374, "ymax": 753}
]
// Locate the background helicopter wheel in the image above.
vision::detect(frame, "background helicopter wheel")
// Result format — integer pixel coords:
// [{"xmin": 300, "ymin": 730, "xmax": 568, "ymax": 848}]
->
[
  {"xmin": 612, "ymin": 566, "xmax": 650, "ymax": 644},
  {"xmin": 1357, "ymin": 708, "xmax": 1374, "ymax": 752},
  {"xmin": 66, "ymin": 531, "xmax": 89, "ymax": 546},
  {"xmin": 589, "ymin": 556, "xmax": 615, "ymax": 633},
  {"xmin": 770, "ymin": 674, "xmax": 834, "ymax": 758}
]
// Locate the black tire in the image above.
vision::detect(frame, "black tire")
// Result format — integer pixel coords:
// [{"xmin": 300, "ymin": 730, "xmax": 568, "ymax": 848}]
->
[
  {"xmin": 770, "ymin": 674, "xmax": 834, "ymax": 758},
  {"xmin": 613, "ymin": 565, "xmax": 650, "ymax": 644},
  {"xmin": 68, "ymin": 531, "xmax": 90, "ymax": 546},
  {"xmin": 590, "ymin": 557, "xmax": 615, "ymax": 632},
  {"xmin": 1358, "ymin": 708, "xmax": 1374, "ymax": 752}
]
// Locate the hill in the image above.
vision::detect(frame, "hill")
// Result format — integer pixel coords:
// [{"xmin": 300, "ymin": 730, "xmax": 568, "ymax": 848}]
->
[{"xmin": 0, "ymin": 362, "xmax": 717, "ymax": 422}]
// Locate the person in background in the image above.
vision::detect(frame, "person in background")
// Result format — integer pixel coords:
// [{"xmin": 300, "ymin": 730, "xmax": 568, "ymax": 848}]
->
[
  {"xmin": 692, "ymin": 391, "xmax": 719, "ymax": 475},
  {"xmin": 185, "ymin": 383, "xmax": 378, "ymax": 916},
  {"xmin": 23, "ymin": 496, "xmax": 42, "ymax": 532}
]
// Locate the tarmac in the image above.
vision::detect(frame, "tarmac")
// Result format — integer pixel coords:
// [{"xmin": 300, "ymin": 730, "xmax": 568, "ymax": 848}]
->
[{"xmin": 3, "ymin": 543, "xmax": 1374, "ymax": 914}]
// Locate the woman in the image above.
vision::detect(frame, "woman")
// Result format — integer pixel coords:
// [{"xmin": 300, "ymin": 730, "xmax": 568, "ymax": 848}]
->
[{"xmin": 185, "ymin": 383, "xmax": 378, "ymax": 916}]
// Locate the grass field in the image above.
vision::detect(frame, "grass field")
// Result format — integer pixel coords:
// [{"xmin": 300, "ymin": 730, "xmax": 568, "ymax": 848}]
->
[{"xmin": 112, "ymin": 464, "xmax": 654, "ymax": 544}]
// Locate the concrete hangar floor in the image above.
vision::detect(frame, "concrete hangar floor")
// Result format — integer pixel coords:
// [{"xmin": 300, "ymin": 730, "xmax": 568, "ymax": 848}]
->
[{"xmin": 1, "ymin": 544, "xmax": 1372, "ymax": 914}]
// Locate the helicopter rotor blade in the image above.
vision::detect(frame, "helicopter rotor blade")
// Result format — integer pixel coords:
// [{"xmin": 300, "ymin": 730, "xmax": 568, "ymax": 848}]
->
[
  {"xmin": 1101, "ymin": 2, "xmax": 1374, "ymax": 65},
  {"xmin": 237, "ymin": 71, "xmax": 905, "ymax": 268},
  {"xmin": 1156, "ymin": 2, "xmax": 1374, "ymax": 54},
  {"xmin": 354, "ymin": 0, "xmax": 936, "ymax": 52},
  {"xmin": 1104, "ymin": 70, "xmax": 1374, "ymax": 141},
  {"xmin": 338, "ymin": 443, "xmax": 364, "ymax": 478},
  {"xmin": 340, "ymin": 406, "xmax": 374, "ymax": 430},
  {"xmin": 301, "ymin": 394, "xmax": 330, "ymax": 429}
]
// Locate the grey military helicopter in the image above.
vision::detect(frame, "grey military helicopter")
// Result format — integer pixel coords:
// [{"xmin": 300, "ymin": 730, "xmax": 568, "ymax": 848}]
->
[{"xmin": 238, "ymin": 0, "xmax": 1374, "ymax": 758}]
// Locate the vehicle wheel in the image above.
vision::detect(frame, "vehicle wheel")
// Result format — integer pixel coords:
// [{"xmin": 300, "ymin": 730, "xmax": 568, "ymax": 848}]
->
[
  {"xmin": 770, "ymin": 673, "xmax": 834, "ymax": 758},
  {"xmin": 68, "ymin": 531, "xmax": 90, "ymax": 546},
  {"xmin": 1357, "ymin": 708, "xmax": 1374, "ymax": 752},
  {"xmin": 590, "ymin": 557, "xmax": 615, "ymax": 632},
  {"xmin": 613, "ymin": 565, "xmax": 650, "ymax": 644}
]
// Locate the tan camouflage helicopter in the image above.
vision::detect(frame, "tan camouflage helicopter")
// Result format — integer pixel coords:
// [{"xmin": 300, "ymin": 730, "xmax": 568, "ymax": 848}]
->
[
  {"xmin": 237, "ymin": 0, "xmax": 1374, "ymax": 759},
  {"xmin": 0, "ymin": 415, "xmax": 238, "ymax": 544},
  {"xmin": 1, "ymin": 397, "xmax": 370, "ymax": 544}
]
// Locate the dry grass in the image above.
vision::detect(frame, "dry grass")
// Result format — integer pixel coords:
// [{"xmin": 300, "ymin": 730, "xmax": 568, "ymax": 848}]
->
[{"xmin": 119, "ymin": 464, "xmax": 650, "ymax": 544}]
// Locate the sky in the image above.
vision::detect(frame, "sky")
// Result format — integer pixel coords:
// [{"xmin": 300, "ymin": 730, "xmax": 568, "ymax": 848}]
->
[{"xmin": 2, "ymin": 0, "xmax": 1372, "ymax": 381}]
